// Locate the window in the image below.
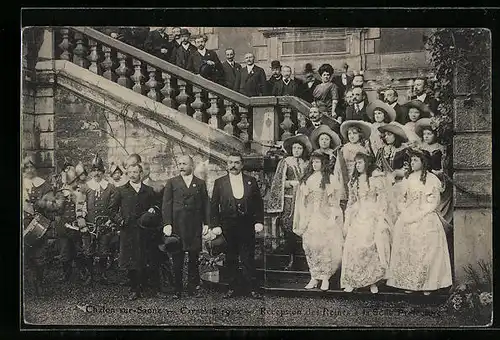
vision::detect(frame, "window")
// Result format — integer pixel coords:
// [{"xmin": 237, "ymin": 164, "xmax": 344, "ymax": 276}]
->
[
  {"xmin": 281, "ymin": 38, "xmax": 348, "ymax": 56},
  {"xmin": 379, "ymin": 28, "xmax": 427, "ymax": 54}
]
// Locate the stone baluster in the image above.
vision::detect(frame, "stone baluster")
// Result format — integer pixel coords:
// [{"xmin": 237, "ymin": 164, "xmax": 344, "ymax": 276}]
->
[
  {"xmin": 101, "ymin": 46, "xmax": 116, "ymax": 82},
  {"xmin": 191, "ymin": 86, "xmax": 204, "ymax": 121},
  {"xmin": 207, "ymin": 93, "xmax": 221, "ymax": 129},
  {"xmin": 116, "ymin": 52, "xmax": 130, "ymax": 88},
  {"xmin": 145, "ymin": 65, "xmax": 159, "ymax": 101},
  {"xmin": 87, "ymin": 39, "xmax": 100, "ymax": 74},
  {"xmin": 280, "ymin": 107, "xmax": 294, "ymax": 140},
  {"xmin": 72, "ymin": 32, "xmax": 88, "ymax": 69},
  {"xmin": 222, "ymin": 100, "xmax": 235, "ymax": 135},
  {"xmin": 176, "ymin": 80, "xmax": 190, "ymax": 114},
  {"xmin": 58, "ymin": 28, "xmax": 73, "ymax": 61},
  {"xmin": 160, "ymin": 72, "xmax": 174, "ymax": 107},
  {"xmin": 237, "ymin": 106, "xmax": 250, "ymax": 142},
  {"xmin": 131, "ymin": 59, "xmax": 145, "ymax": 94}
]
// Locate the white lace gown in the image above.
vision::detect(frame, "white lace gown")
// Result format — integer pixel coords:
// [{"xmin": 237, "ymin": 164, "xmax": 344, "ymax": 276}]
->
[
  {"xmin": 386, "ymin": 172, "xmax": 452, "ymax": 291},
  {"xmin": 293, "ymin": 172, "xmax": 344, "ymax": 281},
  {"xmin": 333, "ymin": 142, "xmax": 372, "ymax": 200},
  {"xmin": 340, "ymin": 174, "xmax": 392, "ymax": 289},
  {"xmin": 369, "ymin": 122, "xmax": 385, "ymax": 156}
]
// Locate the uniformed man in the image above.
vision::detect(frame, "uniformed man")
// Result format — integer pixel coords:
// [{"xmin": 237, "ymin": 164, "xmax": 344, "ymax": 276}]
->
[{"xmin": 81, "ymin": 154, "xmax": 119, "ymax": 286}]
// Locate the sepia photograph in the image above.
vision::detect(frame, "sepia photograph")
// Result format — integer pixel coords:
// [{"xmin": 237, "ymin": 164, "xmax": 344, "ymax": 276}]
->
[{"xmin": 21, "ymin": 24, "xmax": 492, "ymax": 328}]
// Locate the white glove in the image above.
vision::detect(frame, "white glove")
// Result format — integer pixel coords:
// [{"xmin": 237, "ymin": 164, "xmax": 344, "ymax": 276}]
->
[
  {"xmin": 163, "ymin": 225, "xmax": 172, "ymax": 236},
  {"xmin": 110, "ymin": 32, "xmax": 118, "ymax": 38},
  {"xmin": 148, "ymin": 208, "xmax": 156, "ymax": 214},
  {"xmin": 161, "ymin": 48, "xmax": 168, "ymax": 54},
  {"xmin": 212, "ymin": 227, "xmax": 222, "ymax": 236},
  {"xmin": 202, "ymin": 225, "xmax": 209, "ymax": 235},
  {"xmin": 254, "ymin": 223, "xmax": 264, "ymax": 233}
]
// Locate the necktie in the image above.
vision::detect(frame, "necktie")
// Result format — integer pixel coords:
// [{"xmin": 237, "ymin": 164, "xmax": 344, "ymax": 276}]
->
[{"xmin": 355, "ymin": 104, "xmax": 360, "ymax": 113}]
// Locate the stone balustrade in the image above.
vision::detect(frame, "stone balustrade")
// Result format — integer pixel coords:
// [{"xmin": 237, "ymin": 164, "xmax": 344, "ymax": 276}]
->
[{"xmin": 54, "ymin": 27, "xmax": 312, "ymax": 152}]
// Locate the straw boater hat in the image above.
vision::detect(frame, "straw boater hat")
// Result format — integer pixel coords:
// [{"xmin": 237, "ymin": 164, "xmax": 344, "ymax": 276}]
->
[
  {"xmin": 404, "ymin": 99, "xmax": 433, "ymax": 118},
  {"xmin": 377, "ymin": 122, "xmax": 409, "ymax": 142},
  {"xmin": 282, "ymin": 134, "xmax": 313, "ymax": 157},
  {"xmin": 310, "ymin": 125, "xmax": 342, "ymax": 150},
  {"xmin": 366, "ymin": 99, "xmax": 397, "ymax": 123},
  {"xmin": 414, "ymin": 118, "xmax": 434, "ymax": 138},
  {"xmin": 340, "ymin": 120, "xmax": 372, "ymax": 141}
]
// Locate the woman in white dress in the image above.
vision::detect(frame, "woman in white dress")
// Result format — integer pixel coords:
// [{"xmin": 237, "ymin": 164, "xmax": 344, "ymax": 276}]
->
[
  {"xmin": 365, "ymin": 100, "xmax": 397, "ymax": 156},
  {"xmin": 386, "ymin": 147, "xmax": 452, "ymax": 294},
  {"xmin": 341, "ymin": 152, "xmax": 392, "ymax": 294},
  {"xmin": 293, "ymin": 150, "xmax": 344, "ymax": 291}
]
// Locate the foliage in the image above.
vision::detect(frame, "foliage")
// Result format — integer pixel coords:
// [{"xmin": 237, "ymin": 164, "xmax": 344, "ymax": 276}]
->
[{"xmin": 445, "ymin": 260, "xmax": 493, "ymax": 325}]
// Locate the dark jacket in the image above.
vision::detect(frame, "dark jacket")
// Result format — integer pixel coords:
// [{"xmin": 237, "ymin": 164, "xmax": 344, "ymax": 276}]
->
[
  {"xmin": 172, "ymin": 43, "xmax": 197, "ymax": 70},
  {"xmin": 236, "ymin": 65, "xmax": 267, "ymax": 97},
  {"xmin": 210, "ymin": 173, "xmax": 264, "ymax": 230},
  {"xmin": 296, "ymin": 116, "xmax": 341, "ymax": 138},
  {"xmin": 162, "ymin": 175, "xmax": 210, "ymax": 252},
  {"xmin": 111, "ymin": 182, "xmax": 158, "ymax": 270},
  {"xmin": 393, "ymin": 103, "xmax": 408, "ymax": 124},
  {"xmin": 84, "ymin": 182, "xmax": 118, "ymax": 224},
  {"xmin": 271, "ymin": 78, "xmax": 302, "ymax": 97},
  {"xmin": 187, "ymin": 49, "xmax": 224, "ymax": 83},
  {"xmin": 221, "ymin": 60, "xmax": 242, "ymax": 90},
  {"xmin": 266, "ymin": 75, "xmax": 282, "ymax": 96},
  {"xmin": 299, "ymin": 79, "xmax": 321, "ymax": 103},
  {"xmin": 345, "ymin": 101, "xmax": 371, "ymax": 122},
  {"xmin": 411, "ymin": 93, "xmax": 440, "ymax": 115},
  {"xmin": 144, "ymin": 30, "xmax": 172, "ymax": 61}
]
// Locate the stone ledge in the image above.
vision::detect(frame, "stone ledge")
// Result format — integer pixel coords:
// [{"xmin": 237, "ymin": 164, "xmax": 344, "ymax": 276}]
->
[
  {"xmin": 37, "ymin": 60, "xmax": 247, "ymax": 165},
  {"xmin": 453, "ymin": 97, "xmax": 491, "ymax": 132},
  {"xmin": 453, "ymin": 169, "xmax": 492, "ymax": 208},
  {"xmin": 453, "ymin": 134, "xmax": 491, "ymax": 169}
]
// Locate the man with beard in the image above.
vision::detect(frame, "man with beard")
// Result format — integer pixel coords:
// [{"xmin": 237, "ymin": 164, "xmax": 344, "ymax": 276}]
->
[
  {"xmin": 384, "ymin": 88, "xmax": 408, "ymax": 124},
  {"xmin": 168, "ymin": 27, "xmax": 183, "ymax": 64},
  {"xmin": 111, "ymin": 163, "xmax": 158, "ymax": 300},
  {"xmin": 187, "ymin": 34, "xmax": 224, "ymax": 83},
  {"xmin": 299, "ymin": 63, "xmax": 321, "ymax": 103},
  {"xmin": 235, "ymin": 53, "xmax": 267, "ymax": 97},
  {"xmin": 296, "ymin": 104, "xmax": 341, "ymax": 138},
  {"xmin": 271, "ymin": 65, "xmax": 301, "ymax": 97},
  {"xmin": 210, "ymin": 152, "xmax": 264, "ymax": 299},
  {"xmin": 221, "ymin": 48, "xmax": 241, "ymax": 91},
  {"xmin": 172, "ymin": 28, "xmax": 197, "ymax": 70},
  {"xmin": 344, "ymin": 86, "xmax": 370, "ymax": 122},
  {"xmin": 411, "ymin": 77, "xmax": 439, "ymax": 115},
  {"xmin": 162, "ymin": 155, "xmax": 210, "ymax": 299},
  {"xmin": 266, "ymin": 60, "xmax": 282, "ymax": 95}
]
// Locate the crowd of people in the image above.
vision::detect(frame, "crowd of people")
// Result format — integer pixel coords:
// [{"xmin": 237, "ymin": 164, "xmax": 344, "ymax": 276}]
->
[{"xmin": 23, "ymin": 26, "xmax": 454, "ymax": 301}]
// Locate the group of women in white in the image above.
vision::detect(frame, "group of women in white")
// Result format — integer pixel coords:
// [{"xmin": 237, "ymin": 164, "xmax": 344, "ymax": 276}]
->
[{"xmin": 268, "ymin": 98, "xmax": 453, "ymax": 294}]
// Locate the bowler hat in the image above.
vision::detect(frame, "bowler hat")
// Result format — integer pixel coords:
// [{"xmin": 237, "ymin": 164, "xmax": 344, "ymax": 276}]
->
[
  {"xmin": 271, "ymin": 60, "xmax": 281, "ymax": 69},
  {"xmin": 179, "ymin": 28, "xmax": 191, "ymax": 36},
  {"xmin": 158, "ymin": 234, "xmax": 182, "ymax": 254}
]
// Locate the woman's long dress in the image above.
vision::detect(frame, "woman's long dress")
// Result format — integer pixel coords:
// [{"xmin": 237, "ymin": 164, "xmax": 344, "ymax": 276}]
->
[
  {"xmin": 340, "ymin": 174, "xmax": 392, "ymax": 288},
  {"xmin": 369, "ymin": 122, "xmax": 385, "ymax": 156},
  {"xmin": 386, "ymin": 172, "xmax": 452, "ymax": 291},
  {"xmin": 293, "ymin": 173, "xmax": 344, "ymax": 280},
  {"xmin": 312, "ymin": 82, "xmax": 340, "ymax": 116},
  {"xmin": 333, "ymin": 142, "xmax": 371, "ymax": 201}
]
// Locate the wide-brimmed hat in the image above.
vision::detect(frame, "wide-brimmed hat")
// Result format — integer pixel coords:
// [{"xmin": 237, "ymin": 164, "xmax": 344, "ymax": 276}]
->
[
  {"xmin": 310, "ymin": 125, "xmax": 342, "ymax": 150},
  {"xmin": 378, "ymin": 122, "xmax": 409, "ymax": 142},
  {"xmin": 366, "ymin": 100, "xmax": 396, "ymax": 123},
  {"xmin": 282, "ymin": 134, "xmax": 313, "ymax": 157},
  {"xmin": 179, "ymin": 28, "xmax": 191, "ymax": 36},
  {"xmin": 404, "ymin": 99, "xmax": 433, "ymax": 118},
  {"xmin": 158, "ymin": 234, "xmax": 182, "ymax": 254},
  {"xmin": 340, "ymin": 120, "xmax": 372, "ymax": 141},
  {"xmin": 414, "ymin": 118, "xmax": 435, "ymax": 137}
]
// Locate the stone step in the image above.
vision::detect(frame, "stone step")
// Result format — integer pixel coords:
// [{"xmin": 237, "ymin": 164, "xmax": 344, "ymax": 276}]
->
[{"xmin": 256, "ymin": 254, "xmax": 309, "ymax": 271}]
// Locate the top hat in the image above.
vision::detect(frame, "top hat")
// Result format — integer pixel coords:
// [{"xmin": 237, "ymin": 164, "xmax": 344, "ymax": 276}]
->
[
  {"xmin": 378, "ymin": 122, "xmax": 409, "ymax": 142},
  {"xmin": 404, "ymin": 99, "xmax": 433, "ymax": 118},
  {"xmin": 366, "ymin": 100, "xmax": 397, "ymax": 123},
  {"xmin": 91, "ymin": 153, "xmax": 105, "ymax": 172},
  {"xmin": 179, "ymin": 28, "xmax": 191, "ymax": 36},
  {"xmin": 340, "ymin": 120, "xmax": 372, "ymax": 141},
  {"xmin": 282, "ymin": 134, "xmax": 313, "ymax": 157},
  {"xmin": 310, "ymin": 125, "xmax": 342, "ymax": 150},
  {"xmin": 158, "ymin": 234, "xmax": 182, "ymax": 254},
  {"xmin": 270, "ymin": 60, "xmax": 281, "ymax": 69}
]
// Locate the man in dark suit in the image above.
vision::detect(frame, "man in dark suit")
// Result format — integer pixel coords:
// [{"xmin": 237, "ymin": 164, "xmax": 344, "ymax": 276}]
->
[
  {"xmin": 144, "ymin": 27, "xmax": 172, "ymax": 61},
  {"xmin": 235, "ymin": 53, "xmax": 267, "ymax": 97},
  {"xmin": 344, "ymin": 87, "xmax": 370, "ymax": 122},
  {"xmin": 266, "ymin": 60, "xmax": 282, "ymax": 95},
  {"xmin": 221, "ymin": 48, "xmax": 242, "ymax": 90},
  {"xmin": 299, "ymin": 63, "xmax": 321, "ymax": 103},
  {"xmin": 296, "ymin": 104, "xmax": 341, "ymax": 138},
  {"xmin": 111, "ymin": 163, "xmax": 159, "ymax": 300},
  {"xmin": 162, "ymin": 155, "xmax": 210, "ymax": 299},
  {"xmin": 172, "ymin": 28, "xmax": 197, "ymax": 70},
  {"xmin": 271, "ymin": 65, "xmax": 301, "ymax": 97},
  {"xmin": 411, "ymin": 77, "xmax": 439, "ymax": 115},
  {"xmin": 384, "ymin": 88, "xmax": 408, "ymax": 124},
  {"xmin": 210, "ymin": 152, "xmax": 264, "ymax": 299},
  {"xmin": 187, "ymin": 34, "xmax": 224, "ymax": 83}
]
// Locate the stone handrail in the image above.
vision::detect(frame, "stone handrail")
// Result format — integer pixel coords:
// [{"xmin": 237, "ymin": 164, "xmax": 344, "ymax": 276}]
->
[{"xmin": 56, "ymin": 26, "xmax": 312, "ymax": 148}]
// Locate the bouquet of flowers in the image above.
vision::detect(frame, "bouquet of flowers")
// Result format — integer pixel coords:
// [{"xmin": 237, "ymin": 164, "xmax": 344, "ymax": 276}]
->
[{"xmin": 445, "ymin": 260, "xmax": 492, "ymax": 325}]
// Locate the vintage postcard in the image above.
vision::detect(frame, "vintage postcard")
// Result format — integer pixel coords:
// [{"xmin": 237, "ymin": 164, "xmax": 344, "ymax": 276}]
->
[{"xmin": 21, "ymin": 25, "xmax": 492, "ymax": 328}]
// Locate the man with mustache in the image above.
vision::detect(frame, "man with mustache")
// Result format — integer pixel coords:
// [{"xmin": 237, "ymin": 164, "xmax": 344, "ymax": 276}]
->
[
  {"xmin": 172, "ymin": 28, "xmax": 197, "ymax": 70},
  {"xmin": 187, "ymin": 34, "xmax": 224, "ymax": 83},
  {"xmin": 221, "ymin": 48, "xmax": 242, "ymax": 91},
  {"xmin": 210, "ymin": 152, "xmax": 264, "ymax": 299},
  {"xmin": 384, "ymin": 88, "xmax": 407, "ymax": 124},
  {"xmin": 162, "ymin": 155, "xmax": 210, "ymax": 299},
  {"xmin": 235, "ymin": 53, "xmax": 267, "ymax": 97}
]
